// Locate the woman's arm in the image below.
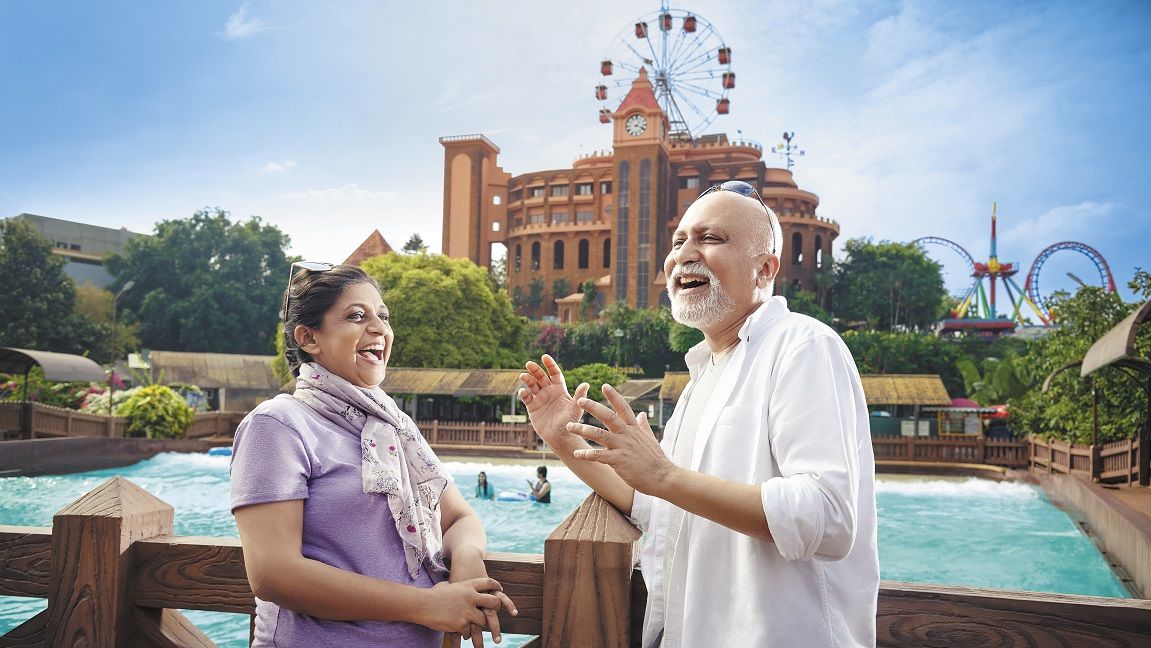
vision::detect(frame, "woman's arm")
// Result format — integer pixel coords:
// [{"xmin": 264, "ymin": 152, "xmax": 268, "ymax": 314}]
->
[
  {"xmin": 234, "ymin": 499, "xmax": 503, "ymax": 634},
  {"xmin": 439, "ymin": 485, "xmax": 517, "ymax": 645}
]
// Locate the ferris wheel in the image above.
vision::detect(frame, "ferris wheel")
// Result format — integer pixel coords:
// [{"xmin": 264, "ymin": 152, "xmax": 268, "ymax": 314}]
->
[{"xmin": 596, "ymin": 2, "xmax": 734, "ymax": 141}]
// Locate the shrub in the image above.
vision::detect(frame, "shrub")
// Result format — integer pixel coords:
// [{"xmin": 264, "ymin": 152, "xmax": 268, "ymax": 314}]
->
[
  {"xmin": 118, "ymin": 385, "xmax": 195, "ymax": 439},
  {"xmin": 566, "ymin": 363, "xmax": 627, "ymax": 403}
]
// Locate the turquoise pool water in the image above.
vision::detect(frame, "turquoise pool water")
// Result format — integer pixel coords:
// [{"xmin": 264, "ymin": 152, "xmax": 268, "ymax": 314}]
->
[{"xmin": 0, "ymin": 453, "xmax": 1131, "ymax": 646}]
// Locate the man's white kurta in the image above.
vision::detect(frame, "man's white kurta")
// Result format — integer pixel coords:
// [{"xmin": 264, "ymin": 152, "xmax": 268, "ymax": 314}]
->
[{"xmin": 628, "ymin": 297, "xmax": 879, "ymax": 647}]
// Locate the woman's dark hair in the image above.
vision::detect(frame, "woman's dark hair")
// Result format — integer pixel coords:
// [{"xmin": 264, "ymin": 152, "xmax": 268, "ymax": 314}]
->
[
  {"xmin": 282, "ymin": 264, "xmax": 380, "ymax": 377},
  {"xmin": 537, "ymin": 465, "xmax": 547, "ymax": 479}
]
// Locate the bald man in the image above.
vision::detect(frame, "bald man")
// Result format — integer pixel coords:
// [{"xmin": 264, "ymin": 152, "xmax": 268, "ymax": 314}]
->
[{"xmin": 520, "ymin": 181, "xmax": 879, "ymax": 647}]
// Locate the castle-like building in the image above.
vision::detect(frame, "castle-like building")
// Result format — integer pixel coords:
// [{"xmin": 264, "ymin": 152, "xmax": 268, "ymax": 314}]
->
[{"xmin": 441, "ymin": 68, "xmax": 839, "ymax": 321}]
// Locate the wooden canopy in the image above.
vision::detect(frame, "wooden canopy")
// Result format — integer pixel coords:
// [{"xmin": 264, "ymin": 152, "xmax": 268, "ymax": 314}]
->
[
  {"xmin": 146, "ymin": 351, "xmax": 281, "ymax": 390},
  {"xmin": 860, "ymin": 374, "xmax": 951, "ymax": 406},
  {"xmin": 1081, "ymin": 300, "xmax": 1151, "ymax": 377},
  {"xmin": 0, "ymin": 347, "xmax": 106, "ymax": 383},
  {"xmin": 659, "ymin": 371, "xmax": 951, "ymax": 406},
  {"xmin": 382, "ymin": 368, "xmax": 524, "ymax": 397}
]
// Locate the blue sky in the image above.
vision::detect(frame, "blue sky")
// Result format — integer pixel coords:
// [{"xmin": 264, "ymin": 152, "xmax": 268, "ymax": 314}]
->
[{"xmin": 2, "ymin": 0, "xmax": 1148, "ymax": 301}]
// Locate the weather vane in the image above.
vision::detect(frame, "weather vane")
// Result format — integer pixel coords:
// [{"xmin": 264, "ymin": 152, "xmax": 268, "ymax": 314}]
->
[{"xmin": 771, "ymin": 131, "xmax": 805, "ymax": 171}]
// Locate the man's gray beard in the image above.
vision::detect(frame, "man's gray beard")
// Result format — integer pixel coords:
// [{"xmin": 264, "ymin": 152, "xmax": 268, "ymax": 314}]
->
[{"xmin": 669, "ymin": 278, "xmax": 735, "ymax": 329}]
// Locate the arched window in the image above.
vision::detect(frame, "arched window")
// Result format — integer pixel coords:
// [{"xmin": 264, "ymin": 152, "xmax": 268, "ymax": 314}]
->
[
  {"xmin": 531, "ymin": 242, "xmax": 541, "ymax": 271},
  {"xmin": 791, "ymin": 232, "xmax": 803, "ymax": 265},
  {"xmin": 553, "ymin": 240, "xmax": 565, "ymax": 269},
  {"xmin": 578, "ymin": 239, "xmax": 590, "ymax": 269},
  {"xmin": 514, "ymin": 244, "xmax": 522, "ymax": 273},
  {"xmin": 603, "ymin": 238, "xmax": 611, "ymax": 269},
  {"xmin": 814, "ymin": 235, "xmax": 823, "ymax": 268}
]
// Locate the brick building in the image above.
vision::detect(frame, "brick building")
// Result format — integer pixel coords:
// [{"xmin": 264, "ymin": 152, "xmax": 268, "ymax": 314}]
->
[{"xmin": 441, "ymin": 68, "xmax": 839, "ymax": 321}]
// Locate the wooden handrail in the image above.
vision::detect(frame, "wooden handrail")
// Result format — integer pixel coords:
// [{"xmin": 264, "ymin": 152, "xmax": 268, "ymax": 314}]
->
[{"xmin": 4, "ymin": 477, "xmax": 1151, "ymax": 646}]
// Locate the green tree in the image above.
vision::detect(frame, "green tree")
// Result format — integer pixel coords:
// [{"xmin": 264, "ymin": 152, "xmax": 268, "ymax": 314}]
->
[
  {"xmin": 783, "ymin": 288, "xmax": 833, "ymax": 325},
  {"xmin": 842, "ymin": 330, "xmax": 970, "ymax": 396},
  {"xmin": 0, "ymin": 218, "xmax": 102, "ymax": 355},
  {"xmin": 668, "ymin": 320, "xmax": 705, "ymax": 353},
  {"xmin": 956, "ymin": 349, "xmax": 1031, "ymax": 405},
  {"xmin": 75, "ymin": 284, "xmax": 139, "ymax": 364},
  {"xmin": 526, "ymin": 277, "xmax": 547, "ymax": 314},
  {"xmin": 579, "ymin": 279, "xmax": 598, "ymax": 321},
  {"xmin": 360, "ymin": 253, "xmax": 530, "ymax": 368},
  {"xmin": 552, "ymin": 277, "xmax": 571, "ymax": 302},
  {"xmin": 830, "ymin": 239, "xmax": 947, "ymax": 331},
  {"xmin": 488, "ymin": 254, "xmax": 507, "ymax": 292},
  {"xmin": 1010, "ymin": 275, "xmax": 1151, "ymax": 443},
  {"xmin": 106, "ymin": 208, "xmax": 291, "ymax": 354},
  {"xmin": 566, "ymin": 363, "xmax": 627, "ymax": 402},
  {"xmin": 401, "ymin": 233, "xmax": 427, "ymax": 254}
]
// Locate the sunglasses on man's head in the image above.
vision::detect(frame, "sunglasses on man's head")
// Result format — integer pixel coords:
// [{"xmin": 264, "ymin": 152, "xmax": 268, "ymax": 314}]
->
[
  {"xmin": 697, "ymin": 180, "xmax": 777, "ymax": 255},
  {"xmin": 283, "ymin": 261, "xmax": 334, "ymax": 319}
]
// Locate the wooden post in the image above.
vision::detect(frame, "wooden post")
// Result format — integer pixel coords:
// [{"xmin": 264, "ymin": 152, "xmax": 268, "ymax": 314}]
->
[
  {"xmin": 543, "ymin": 494, "xmax": 641, "ymax": 648},
  {"xmin": 43, "ymin": 476, "xmax": 212, "ymax": 647}
]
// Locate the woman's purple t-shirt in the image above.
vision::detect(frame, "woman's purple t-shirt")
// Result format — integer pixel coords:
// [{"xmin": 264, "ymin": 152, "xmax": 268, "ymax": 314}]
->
[{"xmin": 230, "ymin": 394, "xmax": 444, "ymax": 647}]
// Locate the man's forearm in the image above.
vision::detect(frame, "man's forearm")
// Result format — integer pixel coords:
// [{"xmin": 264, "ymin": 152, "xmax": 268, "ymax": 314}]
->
[
  {"xmin": 546, "ymin": 428, "xmax": 636, "ymax": 515},
  {"xmin": 657, "ymin": 467, "xmax": 773, "ymax": 543}
]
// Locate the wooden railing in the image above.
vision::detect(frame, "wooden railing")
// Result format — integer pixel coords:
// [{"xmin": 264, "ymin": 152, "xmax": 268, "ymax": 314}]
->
[
  {"xmin": 0, "ymin": 402, "xmax": 246, "ymax": 441},
  {"xmin": 1031, "ymin": 434, "xmax": 1145, "ymax": 485},
  {"xmin": 3, "ymin": 477, "xmax": 1150, "ymax": 646},
  {"xmin": 0, "ymin": 402, "xmax": 535, "ymax": 449},
  {"xmin": 419, "ymin": 419, "xmax": 538, "ymax": 450},
  {"xmin": 871, "ymin": 436, "xmax": 1030, "ymax": 468}
]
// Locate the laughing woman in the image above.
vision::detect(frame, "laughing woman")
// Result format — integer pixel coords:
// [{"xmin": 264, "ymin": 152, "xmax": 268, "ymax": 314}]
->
[{"xmin": 230, "ymin": 263, "xmax": 515, "ymax": 647}]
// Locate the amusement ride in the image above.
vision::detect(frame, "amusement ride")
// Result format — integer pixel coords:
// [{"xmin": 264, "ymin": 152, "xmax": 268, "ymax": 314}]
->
[
  {"xmin": 595, "ymin": 2, "xmax": 734, "ymax": 140},
  {"xmin": 915, "ymin": 204, "xmax": 1116, "ymax": 336}
]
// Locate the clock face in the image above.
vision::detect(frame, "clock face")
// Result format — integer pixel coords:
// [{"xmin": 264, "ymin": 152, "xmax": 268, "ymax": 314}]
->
[{"xmin": 625, "ymin": 114, "xmax": 648, "ymax": 136}]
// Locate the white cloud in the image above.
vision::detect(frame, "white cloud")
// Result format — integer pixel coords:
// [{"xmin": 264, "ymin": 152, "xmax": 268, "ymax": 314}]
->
[
  {"xmin": 261, "ymin": 159, "xmax": 297, "ymax": 173},
  {"xmin": 220, "ymin": 3, "xmax": 275, "ymax": 41},
  {"xmin": 280, "ymin": 184, "xmax": 395, "ymax": 202}
]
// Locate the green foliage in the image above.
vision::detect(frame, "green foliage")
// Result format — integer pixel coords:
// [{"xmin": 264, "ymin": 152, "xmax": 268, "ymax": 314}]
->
[
  {"xmin": 118, "ymin": 384, "xmax": 195, "ymax": 439},
  {"xmin": 1009, "ymin": 274, "xmax": 1151, "ymax": 443},
  {"xmin": 566, "ymin": 363, "xmax": 627, "ymax": 402},
  {"xmin": 783, "ymin": 288, "xmax": 834, "ymax": 325},
  {"xmin": 488, "ymin": 255, "xmax": 507, "ymax": 292},
  {"xmin": 272, "ymin": 325, "xmax": 291, "ymax": 384},
  {"xmin": 401, "ymin": 233, "xmax": 427, "ymax": 254},
  {"xmin": 0, "ymin": 367, "xmax": 100, "ymax": 408},
  {"xmin": 361, "ymin": 253, "xmax": 530, "ymax": 368},
  {"xmin": 668, "ymin": 320, "xmax": 704, "ymax": 353},
  {"xmin": 551, "ymin": 277, "xmax": 571, "ymax": 302},
  {"xmin": 579, "ymin": 280, "xmax": 598, "ymax": 321},
  {"xmin": 842, "ymin": 330, "xmax": 970, "ymax": 396},
  {"xmin": 0, "ymin": 218, "xmax": 104, "ymax": 355},
  {"xmin": 74, "ymin": 283, "xmax": 139, "ymax": 363},
  {"xmin": 105, "ymin": 208, "xmax": 291, "ymax": 354},
  {"xmin": 829, "ymin": 238, "xmax": 947, "ymax": 331},
  {"xmin": 526, "ymin": 277, "xmax": 546, "ymax": 313},
  {"xmin": 956, "ymin": 349, "xmax": 1031, "ymax": 405}
]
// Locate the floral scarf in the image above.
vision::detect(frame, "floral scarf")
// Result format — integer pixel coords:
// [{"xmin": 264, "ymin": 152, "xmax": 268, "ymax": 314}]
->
[{"xmin": 293, "ymin": 362, "xmax": 450, "ymax": 579}]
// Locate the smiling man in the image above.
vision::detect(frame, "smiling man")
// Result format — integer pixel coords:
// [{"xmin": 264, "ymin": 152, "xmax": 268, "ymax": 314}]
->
[{"xmin": 519, "ymin": 181, "xmax": 879, "ymax": 647}]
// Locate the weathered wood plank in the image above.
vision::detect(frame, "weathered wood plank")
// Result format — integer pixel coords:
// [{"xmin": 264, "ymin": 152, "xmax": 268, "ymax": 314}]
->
[
  {"xmin": 482, "ymin": 551, "xmax": 544, "ymax": 636},
  {"xmin": 0, "ymin": 608, "xmax": 48, "ymax": 647},
  {"xmin": 45, "ymin": 477, "xmax": 173, "ymax": 648},
  {"xmin": 0, "ymin": 527, "xmax": 50, "ymax": 598},
  {"xmin": 878, "ymin": 581, "xmax": 1151, "ymax": 647},
  {"xmin": 133, "ymin": 608, "xmax": 217, "ymax": 648},
  {"xmin": 132, "ymin": 537, "xmax": 253, "ymax": 615},
  {"xmin": 543, "ymin": 493, "xmax": 641, "ymax": 648}
]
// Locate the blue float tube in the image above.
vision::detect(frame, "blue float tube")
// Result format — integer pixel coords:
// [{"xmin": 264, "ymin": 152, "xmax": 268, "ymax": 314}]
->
[
  {"xmin": 496, "ymin": 490, "xmax": 530, "ymax": 502},
  {"xmin": 208, "ymin": 447, "xmax": 233, "ymax": 457}
]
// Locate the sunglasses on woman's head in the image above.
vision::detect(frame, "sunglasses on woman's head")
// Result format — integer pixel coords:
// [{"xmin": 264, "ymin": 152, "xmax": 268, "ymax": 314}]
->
[
  {"xmin": 697, "ymin": 180, "xmax": 777, "ymax": 255},
  {"xmin": 283, "ymin": 261, "xmax": 334, "ymax": 319}
]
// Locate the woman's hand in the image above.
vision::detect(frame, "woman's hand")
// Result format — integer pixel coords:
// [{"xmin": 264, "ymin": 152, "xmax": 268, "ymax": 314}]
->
[
  {"xmin": 519, "ymin": 354, "xmax": 591, "ymax": 448},
  {"xmin": 447, "ymin": 548, "xmax": 517, "ymax": 646},
  {"xmin": 423, "ymin": 577, "xmax": 515, "ymax": 646}
]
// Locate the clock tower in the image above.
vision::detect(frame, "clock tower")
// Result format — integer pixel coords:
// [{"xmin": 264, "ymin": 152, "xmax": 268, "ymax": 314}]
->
[{"xmin": 611, "ymin": 67, "xmax": 672, "ymax": 308}]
